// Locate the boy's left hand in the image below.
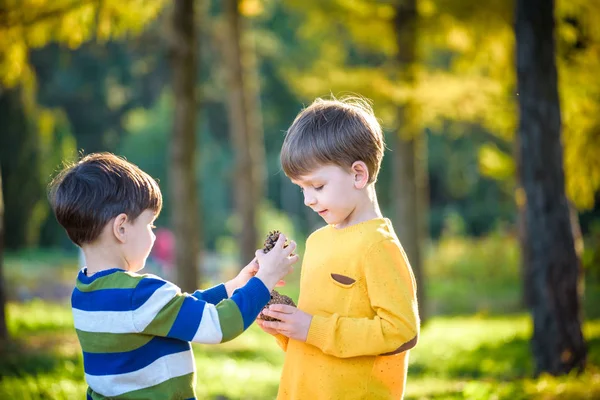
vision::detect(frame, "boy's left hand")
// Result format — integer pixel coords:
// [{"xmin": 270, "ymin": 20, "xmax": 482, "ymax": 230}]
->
[
  {"xmin": 225, "ymin": 258, "xmax": 258, "ymax": 296},
  {"xmin": 260, "ymin": 305, "xmax": 312, "ymax": 342},
  {"xmin": 226, "ymin": 258, "xmax": 286, "ymax": 297}
]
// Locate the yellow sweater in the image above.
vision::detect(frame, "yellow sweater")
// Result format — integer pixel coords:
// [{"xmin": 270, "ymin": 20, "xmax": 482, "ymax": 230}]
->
[{"xmin": 274, "ymin": 218, "xmax": 420, "ymax": 400}]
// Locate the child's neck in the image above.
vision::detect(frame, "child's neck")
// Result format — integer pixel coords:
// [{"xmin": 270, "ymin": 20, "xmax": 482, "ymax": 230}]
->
[
  {"xmin": 335, "ymin": 185, "xmax": 383, "ymax": 229},
  {"xmin": 82, "ymin": 242, "xmax": 128, "ymax": 276}
]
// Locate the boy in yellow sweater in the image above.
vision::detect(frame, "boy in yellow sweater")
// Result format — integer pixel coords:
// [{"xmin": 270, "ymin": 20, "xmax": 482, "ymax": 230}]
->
[{"xmin": 257, "ymin": 97, "xmax": 420, "ymax": 399}]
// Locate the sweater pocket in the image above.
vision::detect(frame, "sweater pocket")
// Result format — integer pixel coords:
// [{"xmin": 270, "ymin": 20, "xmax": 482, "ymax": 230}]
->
[{"xmin": 330, "ymin": 273, "xmax": 356, "ymax": 288}]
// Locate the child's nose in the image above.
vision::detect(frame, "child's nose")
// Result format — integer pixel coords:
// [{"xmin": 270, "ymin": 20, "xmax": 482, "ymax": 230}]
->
[{"xmin": 304, "ymin": 192, "xmax": 316, "ymax": 206}]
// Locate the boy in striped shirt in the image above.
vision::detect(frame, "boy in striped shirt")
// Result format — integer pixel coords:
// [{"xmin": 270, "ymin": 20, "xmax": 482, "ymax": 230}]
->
[{"xmin": 48, "ymin": 153, "xmax": 298, "ymax": 400}]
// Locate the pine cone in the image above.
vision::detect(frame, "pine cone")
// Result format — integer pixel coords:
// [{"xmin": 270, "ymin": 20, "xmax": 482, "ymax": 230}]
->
[
  {"xmin": 262, "ymin": 229, "xmax": 294, "ymax": 255},
  {"xmin": 259, "ymin": 230, "xmax": 296, "ymax": 321},
  {"xmin": 260, "ymin": 290, "xmax": 296, "ymax": 322},
  {"xmin": 263, "ymin": 230, "xmax": 282, "ymax": 253}
]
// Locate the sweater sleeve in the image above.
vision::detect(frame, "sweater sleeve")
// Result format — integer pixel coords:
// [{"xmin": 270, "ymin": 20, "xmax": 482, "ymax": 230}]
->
[
  {"xmin": 132, "ymin": 276, "xmax": 271, "ymax": 344},
  {"xmin": 305, "ymin": 239, "xmax": 419, "ymax": 358},
  {"xmin": 191, "ymin": 283, "xmax": 229, "ymax": 304}
]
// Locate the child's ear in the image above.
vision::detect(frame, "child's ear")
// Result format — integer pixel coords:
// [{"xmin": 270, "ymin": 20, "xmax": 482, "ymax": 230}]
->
[
  {"xmin": 351, "ymin": 161, "xmax": 370, "ymax": 189},
  {"xmin": 112, "ymin": 213, "xmax": 129, "ymax": 244}
]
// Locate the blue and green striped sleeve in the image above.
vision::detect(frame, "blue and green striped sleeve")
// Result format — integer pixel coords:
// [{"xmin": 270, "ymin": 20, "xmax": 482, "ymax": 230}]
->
[{"xmin": 132, "ymin": 276, "xmax": 270, "ymax": 343}]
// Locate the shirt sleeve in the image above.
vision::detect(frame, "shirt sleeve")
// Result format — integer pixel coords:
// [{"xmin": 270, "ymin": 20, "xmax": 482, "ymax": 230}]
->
[
  {"xmin": 305, "ymin": 239, "xmax": 420, "ymax": 358},
  {"xmin": 192, "ymin": 283, "xmax": 229, "ymax": 304},
  {"xmin": 131, "ymin": 276, "xmax": 271, "ymax": 344}
]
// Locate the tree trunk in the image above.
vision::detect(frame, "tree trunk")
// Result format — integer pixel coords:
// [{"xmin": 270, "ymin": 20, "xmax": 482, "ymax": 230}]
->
[
  {"xmin": 169, "ymin": 0, "xmax": 201, "ymax": 293},
  {"xmin": 0, "ymin": 88, "xmax": 44, "ymax": 250},
  {"xmin": 222, "ymin": 0, "xmax": 265, "ymax": 262},
  {"xmin": 515, "ymin": 0, "xmax": 586, "ymax": 375},
  {"xmin": 516, "ymin": 185, "xmax": 532, "ymax": 308},
  {"xmin": 0, "ymin": 165, "xmax": 8, "ymax": 347},
  {"xmin": 392, "ymin": 0, "xmax": 428, "ymax": 323}
]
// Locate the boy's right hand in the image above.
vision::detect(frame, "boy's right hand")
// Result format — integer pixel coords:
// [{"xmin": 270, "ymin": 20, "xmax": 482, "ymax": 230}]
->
[
  {"xmin": 254, "ymin": 233, "xmax": 298, "ymax": 291},
  {"xmin": 256, "ymin": 318, "xmax": 280, "ymax": 336}
]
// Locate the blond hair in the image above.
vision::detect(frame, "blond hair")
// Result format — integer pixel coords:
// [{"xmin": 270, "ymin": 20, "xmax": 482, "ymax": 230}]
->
[{"xmin": 280, "ymin": 96, "xmax": 384, "ymax": 183}]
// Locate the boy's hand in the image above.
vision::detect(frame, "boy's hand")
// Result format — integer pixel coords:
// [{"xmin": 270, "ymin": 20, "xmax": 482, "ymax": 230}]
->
[
  {"xmin": 255, "ymin": 234, "xmax": 298, "ymax": 291},
  {"xmin": 225, "ymin": 258, "xmax": 258, "ymax": 297},
  {"xmin": 225, "ymin": 258, "xmax": 288, "ymax": 297},
  {"xmin": 260, "ymin": 304, "xmax": 312, "ymax": 342},
  {"xmin": 255, "ymin": 319, "xmax": 280, "ymax": 336}
]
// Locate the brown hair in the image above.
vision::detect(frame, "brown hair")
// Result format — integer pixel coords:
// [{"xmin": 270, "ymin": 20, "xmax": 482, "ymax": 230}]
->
[
  {"xmin": 280, "ymin": 96, "xmax": 384, "ymax": 183},
  {"xmin": 48, "ymin": 153, "xmax": 162, "ymax": 246}
]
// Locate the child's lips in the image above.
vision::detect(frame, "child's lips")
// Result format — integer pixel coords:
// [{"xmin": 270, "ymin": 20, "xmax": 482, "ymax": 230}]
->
[{"xmin": 317, "ymin": 209, "xmax": 328, "ymax": 216}]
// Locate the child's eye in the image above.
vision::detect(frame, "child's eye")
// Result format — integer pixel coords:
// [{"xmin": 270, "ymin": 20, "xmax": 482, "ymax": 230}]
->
[{"xmin": 314, "ymin": 185, "xmax": 324, "ymax": 191}]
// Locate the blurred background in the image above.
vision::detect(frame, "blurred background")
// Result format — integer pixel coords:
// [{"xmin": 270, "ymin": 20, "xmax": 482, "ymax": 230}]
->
[{"xmin": 0, "ymin": 0, "xmax": 599, "ymax": 399}]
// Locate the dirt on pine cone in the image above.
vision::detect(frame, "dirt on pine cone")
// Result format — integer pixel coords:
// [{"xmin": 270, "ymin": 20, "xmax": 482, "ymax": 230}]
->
[{"xmin": 259, "ymin": 230, "xmax": 296, "ymax": 322}]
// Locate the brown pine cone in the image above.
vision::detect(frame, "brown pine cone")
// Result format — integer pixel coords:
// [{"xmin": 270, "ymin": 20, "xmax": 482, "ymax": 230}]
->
[
  {"xmin": 259, "ymin": 230, "xmax": 296, "ymax": 321},
  {"xmin": 260, "ymin": 290, "xmax": 297, "ymax": 322},
  {"xmin": 263, "ymin": 230, "xmax": 282, "ymax": 253}
]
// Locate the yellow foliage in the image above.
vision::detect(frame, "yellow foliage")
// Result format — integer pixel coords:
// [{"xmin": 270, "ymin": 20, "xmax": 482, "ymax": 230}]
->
[
  {"xmin": 281, "ymin": 0, "xmax": 598, "ymax": 209},
  {"xmin": 478, "ymin": 144, "xmax": 514, "ymax": 181},
  {"xmin": 240, "ymin": 0, "xmax": 265, "ymax": 18},
  {"xmin": 0, "ymin": 0, "xmax": 168, "ymax": 87}
]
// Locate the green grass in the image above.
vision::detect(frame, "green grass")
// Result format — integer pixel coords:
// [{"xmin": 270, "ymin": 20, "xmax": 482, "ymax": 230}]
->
[
  {"xmin": 2, "ymin": 301, "xmax": 599, "ymax": 399},
  {"xmin": 3, "ymin": 248, "xmax": 78, "ymax": 302},
  {"xmin": 3, "ymin": 234, "xmax": 599, "ymax": 399},
  {"xmin": 424, "ymin": 233, "xmax": 600, "ymax": 318}
]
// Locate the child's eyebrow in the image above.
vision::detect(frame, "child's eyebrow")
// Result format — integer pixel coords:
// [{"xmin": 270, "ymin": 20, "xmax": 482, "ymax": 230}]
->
[
  {"xmin": 293, "ymin": 175, "xmax": 325, "ymax": 185},
  {"xmin": 293, "ymin": 178, "xmax": 316, "ymax": 186}
]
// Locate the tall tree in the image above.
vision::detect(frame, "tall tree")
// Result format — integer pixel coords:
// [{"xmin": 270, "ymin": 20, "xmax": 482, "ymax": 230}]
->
[
  {"xmin": 168, "ymin": 0, "xmax": 201, "ymax": 292},
  {"xmin": 392, "ymin": 0, "xmax": 427, "ymax": 322},
  {"xmin": 0, "ymin": 164, "xmax": 8, "ymax": 347},
  {"xmin": 0, "ymin": 87, "xmax": 45, "ymax": 249},
  {"xmin": 0, "ymin": 1, "xmax": 168, "ymax": 250},
  {"xmin": 515, "ymin": 0, "xmax": 586, "ymax": 375},
  {"xmin": 222, "ymin": 0, "xmax": 265, "ymax": 261}
]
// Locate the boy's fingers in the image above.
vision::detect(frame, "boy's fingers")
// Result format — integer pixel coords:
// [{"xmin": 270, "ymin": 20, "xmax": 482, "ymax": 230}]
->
[
  {"xmin": 284, "ymin": 240, "xmax": 297, "ymax": 255},
  {"xmin": 269, "ymin": 304, "xmax": 295, "ymax": 313},
  {"xmin": 262, "ymin": 320, "xmax": 283, "ymax": 330},
  {"xmin": 275, "ymin": 233, "xmax": 287, "ymax": 248},
  {"xmin": 262, "ymin": 309, "xmax": 291, "ymax": 323},
  {"xmin": 287, "ymin": 254, "xmax": 300, "ymax": 265},
  {"xmin": 256, "ymin": 320, "xmax": 276, "ymax": 333}
]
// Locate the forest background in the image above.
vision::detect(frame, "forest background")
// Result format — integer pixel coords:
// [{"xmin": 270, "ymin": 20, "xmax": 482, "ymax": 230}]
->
[{"xmin": 0, "ymin": 0, "xmax": 599, "ymax": 399}]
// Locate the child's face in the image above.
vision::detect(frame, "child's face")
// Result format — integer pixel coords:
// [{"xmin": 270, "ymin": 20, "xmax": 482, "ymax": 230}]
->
[
  {"xmin": 123, "ymin": 209, "xmax": 157, "ymax": 272},
  {"xmin": 292, "ymin": 164, "xmax": 361, "ymax": 227}
]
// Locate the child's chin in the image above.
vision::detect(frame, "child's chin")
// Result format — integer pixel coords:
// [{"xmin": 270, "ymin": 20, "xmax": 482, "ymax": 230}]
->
[{"xmin": 133, "ymin": 262, "xmax": 146, "ymax": 272}]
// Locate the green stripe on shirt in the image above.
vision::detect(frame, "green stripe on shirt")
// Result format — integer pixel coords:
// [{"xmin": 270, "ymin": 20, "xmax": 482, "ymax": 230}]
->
[
  {"xmin": 140, "ymin": 294, "xmax": 185, "ymax": 336},
  {"xmin": 216, "ymin": 299, "xmax": 244, "ymax": 342},
  {"xmin": 76, "ymin": 330, "xmax": 153, "ymax": 353},
  {"xmin": 88, "ymin": 373, "xmax": 196, "ymax": 400},
  {"xmin": 76, "ymin": 272, "xmax": 142, "ymax": 292}
]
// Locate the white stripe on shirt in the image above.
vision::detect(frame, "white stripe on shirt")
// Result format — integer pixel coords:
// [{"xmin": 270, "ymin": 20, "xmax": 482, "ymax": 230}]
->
[
  {"xmin": 191, "ymin": 304, "xmax": 223, "ymax": 344},
  {"xmin": 73, "ymin": 283, "xmax": 180, "ymax": 333},
  {"xmin": 85, "ymin": 350, "xmax": 195, "ymax": 397}
]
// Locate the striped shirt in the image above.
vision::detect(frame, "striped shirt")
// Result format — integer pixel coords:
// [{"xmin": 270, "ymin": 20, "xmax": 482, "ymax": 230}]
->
[{"xmin": 72, "ymin": 267, "xmax": 270, "ymax": 400}]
